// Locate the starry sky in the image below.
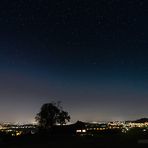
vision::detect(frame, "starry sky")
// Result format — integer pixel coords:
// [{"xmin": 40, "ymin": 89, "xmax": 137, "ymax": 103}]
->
[{"xmin": 0, "ymin": 0, "xmax": 148, "ymax": 123}]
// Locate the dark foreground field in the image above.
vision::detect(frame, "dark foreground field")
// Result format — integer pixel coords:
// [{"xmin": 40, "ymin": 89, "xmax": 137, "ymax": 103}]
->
[{"xmin": 1, "ymin": 132, "xmax": 148, "ymax": 148}]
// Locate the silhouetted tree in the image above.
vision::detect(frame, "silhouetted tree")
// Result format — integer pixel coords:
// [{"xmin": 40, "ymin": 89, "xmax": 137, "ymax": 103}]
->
[
  {"xmin": 57, "ymin": 110, "xmax": 70, "ymax": 125},
  {"xmin": 35, "ymin": 102, "xmax": 70, "ymax": 129}
]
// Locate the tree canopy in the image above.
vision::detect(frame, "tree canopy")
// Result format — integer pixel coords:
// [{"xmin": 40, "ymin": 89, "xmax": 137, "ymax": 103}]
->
[{"xmin": 35, "ymin": 102, "xmax": 70, "ymax": 129}]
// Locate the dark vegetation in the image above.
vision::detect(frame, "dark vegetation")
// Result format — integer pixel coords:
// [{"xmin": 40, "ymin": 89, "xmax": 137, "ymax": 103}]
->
[
  {"xmin": 35, "ymin": 102, "xmax": 70, "ymax": 129},
  {"xmin": 0, "ymin": 102, "xmax": 147, "ymax": 148},
  {"xmin": 0, "ymin": 127, "xmax": 148, "ymax": 148}
]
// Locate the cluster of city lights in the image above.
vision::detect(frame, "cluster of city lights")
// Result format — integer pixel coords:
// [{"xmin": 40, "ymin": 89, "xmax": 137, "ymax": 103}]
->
[
  {"xmin": 0, "ymin": 123, "xmax": 37, "ymax": 136},
  {"xmin": 76, "ymin": 121, "xmax": 148, "ymax": 135}
]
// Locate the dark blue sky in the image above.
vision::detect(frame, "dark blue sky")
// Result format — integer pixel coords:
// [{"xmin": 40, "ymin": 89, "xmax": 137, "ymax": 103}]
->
[{"xmin": 0, "ymin": 0, "xmax": 148, "ymax": 123}]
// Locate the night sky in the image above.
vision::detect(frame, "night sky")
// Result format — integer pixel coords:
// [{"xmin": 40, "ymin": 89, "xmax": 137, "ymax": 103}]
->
[{"xmin": 0, "ymin": 0, "xmax": 148, "ymax": 123}]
